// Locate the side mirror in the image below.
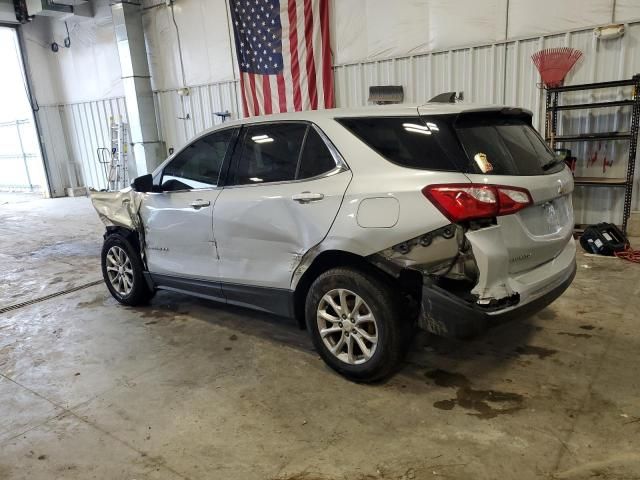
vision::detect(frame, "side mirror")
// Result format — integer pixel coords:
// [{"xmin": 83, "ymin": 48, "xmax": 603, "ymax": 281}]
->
[{"xmin": 131, "ymin": 174, "xmax": 153, "ymax": 193}]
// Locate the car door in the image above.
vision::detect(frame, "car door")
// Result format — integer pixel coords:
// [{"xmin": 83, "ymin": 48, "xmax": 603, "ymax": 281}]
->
[
  {"xmin": 213, "ymin": 122, "xmax": 352, "ymax": 294},
  {"xmin": 140, "ymin": 128, "xmax": 237, "ymax": 285}
]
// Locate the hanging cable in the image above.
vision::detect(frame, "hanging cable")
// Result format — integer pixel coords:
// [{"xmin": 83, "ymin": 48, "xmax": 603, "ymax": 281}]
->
[
  {"xmin": 12, "ymin": 29, "xmax": 39, "ymax": 112},
  {"xmin": 169, "ymin": 2, "xmax": 187, "ymax": 89}
]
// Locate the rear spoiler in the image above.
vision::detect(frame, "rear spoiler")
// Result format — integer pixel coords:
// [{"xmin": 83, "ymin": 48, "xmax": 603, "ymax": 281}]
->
[
  {"xmin": 428, "ymin": 91, "xmax": 462, "ymax": 103},
  {"xmin": 452, "ymin": 108, "xmax": 533, "ymax": 127}
]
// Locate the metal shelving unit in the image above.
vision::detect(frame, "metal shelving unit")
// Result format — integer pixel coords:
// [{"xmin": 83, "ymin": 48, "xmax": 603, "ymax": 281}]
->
[{"xmin": 545, "ymin": 74, "xmax": 640, "ymax": 234}]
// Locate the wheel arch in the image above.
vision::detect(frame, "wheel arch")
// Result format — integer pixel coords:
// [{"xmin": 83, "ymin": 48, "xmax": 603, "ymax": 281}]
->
[{"xmin": 292, "ymin": 249, "xmax": 421, "ymax": 329}]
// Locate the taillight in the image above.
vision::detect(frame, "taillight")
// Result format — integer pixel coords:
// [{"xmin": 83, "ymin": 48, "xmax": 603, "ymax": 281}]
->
[{"xmin": 422, "ymin": 183, "xmax": 532, "ymax": 223}]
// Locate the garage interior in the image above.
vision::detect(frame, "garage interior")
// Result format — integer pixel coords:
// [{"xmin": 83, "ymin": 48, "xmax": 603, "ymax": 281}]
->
[{"xmin": 1, "ymin": 1, "xmax": 640, "ymax": 479}]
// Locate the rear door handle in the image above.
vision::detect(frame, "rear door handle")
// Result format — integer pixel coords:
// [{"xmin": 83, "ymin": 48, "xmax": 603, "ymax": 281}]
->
[
  {"xmin": 291, "ymin": 192, "xmax": 324, "ymax": 204},
  {"xmin": 190, "ymin": 199, "xmax": 211, "ymax": 209}
]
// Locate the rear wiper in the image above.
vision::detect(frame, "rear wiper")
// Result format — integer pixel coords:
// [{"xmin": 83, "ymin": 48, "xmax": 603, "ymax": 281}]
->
[{"xmin": 541, "ymin": 157, "xmax": 565, "ymax": 171}]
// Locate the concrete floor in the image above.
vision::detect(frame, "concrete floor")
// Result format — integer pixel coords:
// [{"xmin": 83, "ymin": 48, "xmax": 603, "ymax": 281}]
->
[{"xmin": 1, "ymin": 195, "xmax": 639, "ymax": 480}]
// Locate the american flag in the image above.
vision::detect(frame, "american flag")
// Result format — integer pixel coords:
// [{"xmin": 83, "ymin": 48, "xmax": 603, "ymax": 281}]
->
[{"xmin": 230, "ymin": 0, "xmax": 334, "ymax": 117}]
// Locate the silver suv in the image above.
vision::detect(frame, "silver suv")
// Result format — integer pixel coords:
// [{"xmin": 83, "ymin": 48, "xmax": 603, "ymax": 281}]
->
[{"xmin": 93, "ymin": 104, "xmax": 576, "ymax": 382}]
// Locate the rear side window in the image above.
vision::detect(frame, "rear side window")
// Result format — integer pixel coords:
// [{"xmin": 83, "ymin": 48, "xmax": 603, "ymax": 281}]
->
[
  {"xmin": 336, "ymin": 116, "xmax": 460, "ymax": 171},
  {"xmin": 297, "ymin": 128, "xmax": 337, "ymax": 179},
  {"xmin": 232, "ymin": 123, "xmax": 307, "ymax": 184}
]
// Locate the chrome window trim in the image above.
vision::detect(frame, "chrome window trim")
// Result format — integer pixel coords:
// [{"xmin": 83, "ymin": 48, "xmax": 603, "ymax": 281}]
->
[{"xmin": 145, "ymin": 186, "xmax": 223, "ymax": 195}]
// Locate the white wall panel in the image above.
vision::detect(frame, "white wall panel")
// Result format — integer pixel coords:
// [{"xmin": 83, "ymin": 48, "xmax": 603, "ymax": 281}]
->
[
  {"xmin": 23, "ymin": 0, "xmax": 123, "ymax": 105},
  {"xmin": 142, "ymin": 0, "xmax": 235, "ymax": 92},
  {"xmin": 615, "ymin": 0, "xmax": 640, "ymax": 22},
  {"xmin": 508, "ymin": 0, "xmax": 611, "ymax": 39},
  {"xmin": 333, "ymin": 0, "xmax": 508, "ymax": 64}
]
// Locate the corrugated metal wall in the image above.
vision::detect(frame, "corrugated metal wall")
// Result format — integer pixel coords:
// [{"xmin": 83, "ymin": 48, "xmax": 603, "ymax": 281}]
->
[
  {"xmin": 39, "ymin": 21, "xmax": 640, "ymax": 224},
  {"xmin": 153, "ymin": 80, "xmax": 240, "ymax": 153},
  {"xmin": 38, "ymin": 97, "xmax": 129, "ymax": 194}
]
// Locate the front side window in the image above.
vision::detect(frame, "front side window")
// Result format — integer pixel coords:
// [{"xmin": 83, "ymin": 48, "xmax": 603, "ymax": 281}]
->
[{"xmin": 162, "ymin": 129, "xmax": 235, "ymax": 191}]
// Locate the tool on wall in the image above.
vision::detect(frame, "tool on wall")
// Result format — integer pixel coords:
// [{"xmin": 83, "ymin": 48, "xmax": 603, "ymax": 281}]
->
[
  {"xmin": 532, "ymin": 48, "xmax": 583, "ymax": 89},
  {"xmin": 532, "ymin": 47, "xmax": 584, "ymax": 145}
]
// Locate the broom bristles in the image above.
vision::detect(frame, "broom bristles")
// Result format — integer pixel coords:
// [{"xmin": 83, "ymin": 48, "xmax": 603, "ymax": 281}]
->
[{"xmin": 531, "ymin": 47, "xmax": 583, "ymax": 88}]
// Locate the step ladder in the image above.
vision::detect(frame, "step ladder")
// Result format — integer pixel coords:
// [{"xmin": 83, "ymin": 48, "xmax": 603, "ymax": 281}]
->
[{"xmin": 97, "ymin": 117, "xmax": 130, "ymax": 191}]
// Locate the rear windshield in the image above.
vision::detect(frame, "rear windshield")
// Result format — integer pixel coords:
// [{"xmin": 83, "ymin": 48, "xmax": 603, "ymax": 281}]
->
[
  {"xmin": 336, "ymin": 113, "xmax": 563, "ymax": 176},
  {"xmin": 454, "ymin": 112, "xmax": 561, "ymax": 175}
]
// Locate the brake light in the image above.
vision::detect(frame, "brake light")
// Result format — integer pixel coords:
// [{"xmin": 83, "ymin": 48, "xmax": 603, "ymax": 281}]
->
[{"xmin": 422, "ymin": 183, "xmax": 532, "ymax": 223}]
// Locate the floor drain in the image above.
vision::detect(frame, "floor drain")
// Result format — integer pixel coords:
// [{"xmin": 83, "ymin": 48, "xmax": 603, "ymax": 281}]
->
[{"xmin": 0, "ymin": 279, "xmax": 104, "ymax": 315}]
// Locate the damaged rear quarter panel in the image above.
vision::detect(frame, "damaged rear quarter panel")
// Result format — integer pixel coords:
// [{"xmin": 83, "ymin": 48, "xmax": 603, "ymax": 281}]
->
[{"xmin": 289, "ymin": 117, "xmax": 472, "ymax": 288}]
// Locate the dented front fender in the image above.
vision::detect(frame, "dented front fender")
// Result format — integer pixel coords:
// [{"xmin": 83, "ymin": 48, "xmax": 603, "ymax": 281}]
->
[{"xmin": 90, "ymin": 188, "xmax": 144, "ymax": 232}]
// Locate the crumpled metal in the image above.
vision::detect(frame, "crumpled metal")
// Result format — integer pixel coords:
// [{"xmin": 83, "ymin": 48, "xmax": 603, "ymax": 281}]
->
[{"xmin": 90, "ymin": 188, "xmax": 144, "ymax": 232}]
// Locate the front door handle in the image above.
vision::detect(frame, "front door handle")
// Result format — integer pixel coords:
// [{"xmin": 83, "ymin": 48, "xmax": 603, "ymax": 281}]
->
[
  {"xmin": 291, "ymin": 192, "xmax": 324, "ymax": 204},
  {"xmin": 190, "ymin": 199, "xmax": 211, "ymax": 209}
]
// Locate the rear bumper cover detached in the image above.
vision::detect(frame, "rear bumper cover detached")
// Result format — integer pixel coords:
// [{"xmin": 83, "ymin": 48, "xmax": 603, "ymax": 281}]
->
[{"xmin": 418, "ymin": 238, "xmax": 577, "ymax": 338}]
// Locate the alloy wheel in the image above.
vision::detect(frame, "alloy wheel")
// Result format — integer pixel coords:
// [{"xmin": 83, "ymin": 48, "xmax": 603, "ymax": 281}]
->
[
  {"xmin": 105, "ymin": 245, "xmax": 134, "ymax": 296},
  {"xmin": 316, "ymin": 288, "xmax": 378, "ymax": 365}
]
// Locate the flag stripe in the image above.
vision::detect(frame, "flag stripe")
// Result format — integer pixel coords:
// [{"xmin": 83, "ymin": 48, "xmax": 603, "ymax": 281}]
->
[
  {"xmin": 280, "ymin": 1, "xmax": 294, "ymax": 113},
  {"xmin": 276, "ymin": 73, "xmax": 287, "ymax": 113},
  {"xmin": 239, "ymin": 73, "xmax": 249, "ymax": 118},
  {"xmin": 287, "ymin": 0, "xmax": 302, "ymax": 111},
  {"xmin": 311, "ymin": 0, "xmax": 324, "ymax": 108},
  {"xmin": 303, "ymin": 0, "xmax": 318, "ymax": 110},
  {"xmin": 248, "ymin": 73, "xmax": 260, "ymax": 116},
  {"xmin": 319, "ymin": 0, "xmax": 333, "ymax": 108},
  {"xmin": 262, "ymin": 75, "xmax": 273, "ymax": 114}
]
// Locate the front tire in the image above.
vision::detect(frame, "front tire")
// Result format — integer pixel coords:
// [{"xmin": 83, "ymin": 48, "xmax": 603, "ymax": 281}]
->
[
  {"xmin": 305, "ymin": 267, "xmax": 407, "ymax": 382},
  {"xmin": 101, "ymin": 233, "xmax": 154, "ymax": 306}
]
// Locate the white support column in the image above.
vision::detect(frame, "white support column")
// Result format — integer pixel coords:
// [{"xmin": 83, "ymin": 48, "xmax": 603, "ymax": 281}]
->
[{"xmin": 111, "ymin": 1, "xmax": 165, "ymax": 178}]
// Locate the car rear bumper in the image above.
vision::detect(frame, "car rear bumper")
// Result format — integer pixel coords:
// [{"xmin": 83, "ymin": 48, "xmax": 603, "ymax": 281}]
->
[{"xmin": 418, "ymin": 238, "xmax": 577, "ymax": 338}]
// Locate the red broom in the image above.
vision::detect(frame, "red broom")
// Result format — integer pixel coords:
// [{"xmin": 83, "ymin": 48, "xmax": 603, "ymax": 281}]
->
[{"xmin": 531, "ymin": 48, "xmax": 583, "ymax": 88}]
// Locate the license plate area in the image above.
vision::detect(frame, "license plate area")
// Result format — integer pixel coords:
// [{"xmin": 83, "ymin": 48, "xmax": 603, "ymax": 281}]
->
[{"xmin": 518, "ymin": 195, "xmax": 571, "ymax": 236}]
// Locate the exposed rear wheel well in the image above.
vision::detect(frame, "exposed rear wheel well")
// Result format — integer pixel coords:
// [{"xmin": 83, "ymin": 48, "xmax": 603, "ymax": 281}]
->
[{"xmin": 292, "ymin": 250, "xmax": 422, "ymax": 329}]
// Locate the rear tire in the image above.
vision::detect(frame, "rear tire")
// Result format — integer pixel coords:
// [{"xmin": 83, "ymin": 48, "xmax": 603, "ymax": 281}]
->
[
  {"xmin": 101, "ymin": 233, "xmax": 154, "ymax": 306},
  {"xmin": 305, "ymin": 267, "xmax": 408, "ymax": 382}
]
